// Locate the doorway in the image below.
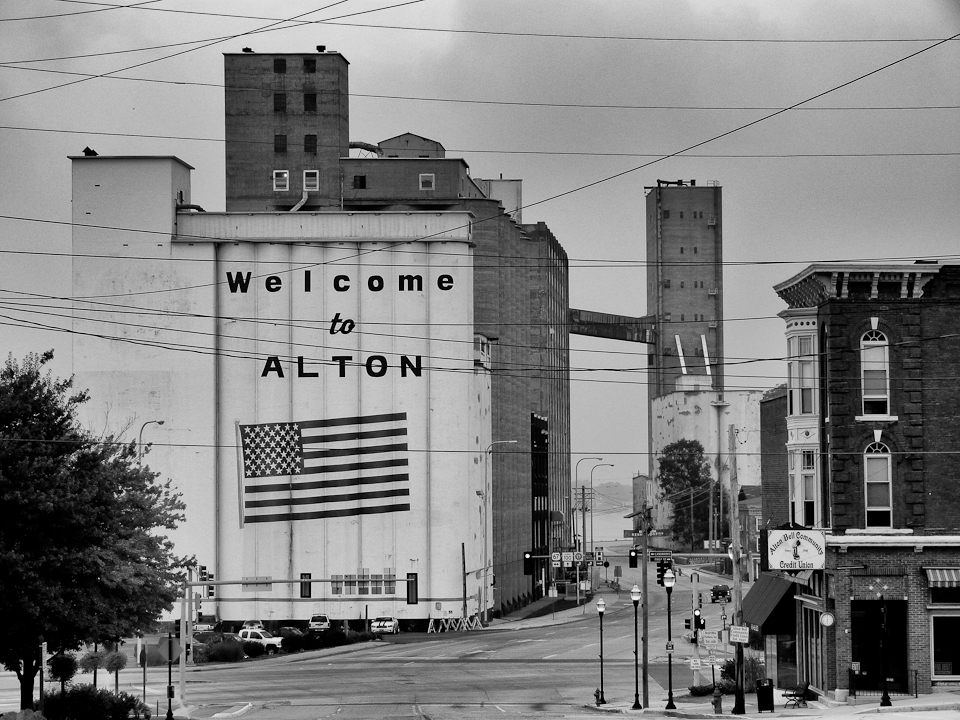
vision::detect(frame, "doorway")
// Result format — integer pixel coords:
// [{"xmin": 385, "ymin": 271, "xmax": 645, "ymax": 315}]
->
[{"xmin": 851, "ymin": 599, "xmax": 908, "ymax": 693}]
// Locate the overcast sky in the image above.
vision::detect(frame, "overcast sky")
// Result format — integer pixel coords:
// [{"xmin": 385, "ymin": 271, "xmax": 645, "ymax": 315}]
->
[{"xmin": 2, "ymin": 1, "xmax": 958, "ymax": 489}]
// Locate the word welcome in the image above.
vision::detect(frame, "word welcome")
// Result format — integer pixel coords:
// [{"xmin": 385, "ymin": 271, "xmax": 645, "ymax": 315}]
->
[{"xmin": 226, "ymin": 271, "xmax": 455, "ymax": 294}]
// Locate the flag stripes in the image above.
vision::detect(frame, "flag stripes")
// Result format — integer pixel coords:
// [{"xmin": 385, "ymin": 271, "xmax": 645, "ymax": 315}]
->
[{"xmin": 239, "ymin": 412, "xmax": 411, "ymax": 524}]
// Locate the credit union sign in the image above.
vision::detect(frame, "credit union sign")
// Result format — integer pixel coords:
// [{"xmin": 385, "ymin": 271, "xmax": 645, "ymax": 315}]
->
[{"xmin": 766, "ymin": 528, "xmax": 825, "ymax": 571}]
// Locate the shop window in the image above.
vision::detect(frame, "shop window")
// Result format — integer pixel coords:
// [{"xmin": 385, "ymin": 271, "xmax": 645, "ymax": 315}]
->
[
  {"xmin": 274, "ymin": 93, "xmax": 286, "ymax": 112},
  {"xmin": 865, "ymin": 441, "xmax": 892, "ymax": 527},
  {"xmin": 274, "ymin": 134, "xmax": 287, "ymax": 153},
  {"xmin": 933, "ymin": 616, "xmax": 960, "ymax": 677},
  {"xmin": 274, "ymin": 58, "xmax": 286, "ymax": 74},
  {"xmin": 303, "ymin": 134, "xmax": 317, "ymax": 154},
  {"xmin": 788, "ymin": 335, "xmax": 816, "ymax": 415},
  {"xmin": 931, "ymin": 587, "xmax": 960, "ymax": 603},
  {"xmin": 419, "ymin": 173, "xmax": 435, "ymax": 191},
  {"xmin": 304, "ymin": 92, "xmax": 317, "ymax": 111},
  {"xmin": 861, "ymin": 329, "xmax": 890, "ymax": 415},
  {"xmin": 303, "ymin": 57, "xmax": 316, "ymax": 73},
  {"xmin": 272, "ymin": 170, "xmax": 289, "ymax": 191},
  {"xmin": 303, "ymin": 170, "xmax": 319, "ymax": 191}
]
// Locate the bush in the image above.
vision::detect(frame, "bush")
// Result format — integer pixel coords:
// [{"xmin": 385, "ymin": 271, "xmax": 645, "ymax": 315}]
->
[
  {"xmin": 720, "ymin": 656, "xmax": 766, "ymax": 692},
  {"xmin": 192, "ymin": 643, "xmax": 210, "ymax": 663},
  {"xmin": 242, "ymin": 641, "xmax": 265, "ymax": 658},
  {"xmin": 42, "ymin": 684, "xmax": 149, "ymax": 720},
  {"xmin": 206, "ymin": 639, "xmax": 244, "ymax": 663},
  {"xmin": 281, "ymin": 634, "xmax": 304, "ymax": 653}
]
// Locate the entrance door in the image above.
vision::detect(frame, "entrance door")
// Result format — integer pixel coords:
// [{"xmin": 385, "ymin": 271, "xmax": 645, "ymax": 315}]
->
[{"xmin": 851, "ymin": 599, "xmax": 908, "ymax": 692}]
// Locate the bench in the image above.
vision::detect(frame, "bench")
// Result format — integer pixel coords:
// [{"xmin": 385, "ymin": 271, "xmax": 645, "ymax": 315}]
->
[{"xmin": 782, "ymin": 681, "xmax": 810, "ymax": 709}]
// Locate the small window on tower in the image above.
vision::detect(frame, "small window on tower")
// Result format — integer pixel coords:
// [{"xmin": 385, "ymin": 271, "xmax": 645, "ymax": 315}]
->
[
  {"xmin": 273, "ymin": 170, "xmax": 289, "ymax": 192},
  {"xmin": 419, "ymin": 173, "xmax": 435, "ymax": 191},
  {"xmin": 680, "ymin": 247, "xmax": 685, "ymax": 254},
  {"xmin": 663, "ymin": 210, "xmax": 670, "ymax": 219},
  {"xmin": 353, "ymin": 175, "xmax": 367, "ymax": 189},
  {"xmin": 680, "ymin": 211, "xmax": 684, "ymax": 218},
  {"xmin": 274, "ymin": 93, "xmax": 286, "ymax": 112},
  {"xmin": 304, "ymin": 134, "xmax": 317, "ymax": 154},
  {"xmin": 303, "ymin": 57, "xmax": 316, "ymax": 73},
  {"xmin": 680, "ymin": 281, "xmax": 685, "ymax": 288},
  {"xmin": 274, "ymin": 134, "xmax": 287, "ymax": 153},
  {"xmin": 304, "ymin": 93, "xmax": 317, "ymax": 112},
  {"xmin": 274, "ymin": 58, "xmax": 286, "ymax": 74},
  {"xmin": 303, "ymin": 170, "xmax": 319, "ymax": 191}
]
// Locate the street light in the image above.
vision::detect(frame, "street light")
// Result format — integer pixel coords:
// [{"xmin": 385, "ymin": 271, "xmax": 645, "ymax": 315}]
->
[
  {"xmin": 573, "ymin": 457, "xmax": 602, "ymax": 549},
  {"xmin": 589, "ymin": 463, "xmax": 614, "ymax": 573},
  {"xmin": 631, "ymin": 584, "xmax": 643, "ymax": 710},
  {"xmin": 138, "ymin": 419, "xmax": 164, "ymax": 466},
  {"xmin": 483, "ymin": 440, "xmax": 517, "ymax": 623},
  {"xmin": 664, "ymin": 567, "xmax": 677, "ymax": 710},
  {"xmin": 596, "ymin": 597, "xmax": 606, "ymax": 705}
]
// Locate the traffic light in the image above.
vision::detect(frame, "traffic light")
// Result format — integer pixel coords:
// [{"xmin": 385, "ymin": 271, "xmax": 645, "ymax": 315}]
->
[
  {"xmin": 198, "ymin": 565, "xmax": 207, "ymax": 582},
  {"xmin": 698, "ymin": 592, "xmax": 704, "ymax": 608},
  {"xmin": 207, "ymin": 573, "xmax": 215, "ymax": 599},
  {"xmin": 523, "ymin": 551, "xmax": 534, "ymax": 575},
  {"xmin": 684, "ymin": 618, "xmax": 691, "ymax": 630},
  {"xmin": 693, "ymin": 608, "xmax": 702, "ymax": 642},
  {"xmin": 628, "ymin": 548, "xmax": 638, "ymax": 569},
  {"xmin": 656, "ymin": 560, "xmax": 666, "ymax": 586},
  {"xmin": 406, "ymin": 572, "xmax": 419, "ymax": 604}
]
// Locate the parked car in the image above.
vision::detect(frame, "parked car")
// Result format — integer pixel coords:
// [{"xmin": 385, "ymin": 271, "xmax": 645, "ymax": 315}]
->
[
  {"xmin": 237, "ymin": 628, "xmax": 283, "ymax": 653},
  {"xmin": 276, "ymin": 626, "xmax": 304, "ymax": 639},
  {"xmin": 194, "ymin": 622, "xmax": 215, "ymax": 632},
  {"xmin": 371, "ymin": 616, "xmax": 400, "ymax": 635},
  {"xmin": 307, "ymin": 614, "xmax": 330, "ymax": 634},
  {"xmin": 711, "ymin": 584, "xmax": 731, "ymax": 603},
  {"xmin": 241, "ymin": 619, "xmax": 265, "ymax": 630}
]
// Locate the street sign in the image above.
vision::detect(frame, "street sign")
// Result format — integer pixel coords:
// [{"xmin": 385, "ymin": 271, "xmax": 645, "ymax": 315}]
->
[
  {"xmin": 614, "ymin": 565, "xmax": 622, "ymax": 577},
  {"xmin": 551, "ymin": 552, "xmax": 561, "ymax": 562},
  {"xmin": 708, "ymin": 654, "xmax": 718, "ymax": 664},
  {"xmin": 729, "ymin": 625, "xmax": 750, "ymax": 644},
  {"xmin": 552, "ymin": 561, "xmax": 561, "ymax": 568},
  {"xmin": 156, "ymin": 637, "xmax": 181, "ymax": 663},
  {"xmin": 647, "ymin": 529, "xmax": 666, "ymax": 537},
  {"xmin": 703, "ymin": 631, "xmax": 720, "ymax": 647},
  {"xmin": 665, "ymin": 641, "xmax": 674, "ymax": 654},
  {"xmin": 241, "ymin": 576, "xmax": 272, "ymax": 592},
  {"xmin": 573, "ymin": 551, "xmax": 584, "ymax": 563},
  {"xmin": 561, "ymin": 552, "xmax": 573, "ymax": 562},
  {"xmin": 690, "ymin": 658, "xmax": 702, "ymax": 670},
  {"xmin": 648, "ymin": 550, "xmax": 672, "ymax": 560}
]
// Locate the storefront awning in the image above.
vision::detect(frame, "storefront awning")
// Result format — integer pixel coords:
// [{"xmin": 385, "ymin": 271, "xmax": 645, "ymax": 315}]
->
[
  {"xmin": 742, "ymin": 573, "xmax": 795, "ymax": 634},
  {"xmin": 925, "ymin": 568, "xmax": 960, "ymax": 587}
]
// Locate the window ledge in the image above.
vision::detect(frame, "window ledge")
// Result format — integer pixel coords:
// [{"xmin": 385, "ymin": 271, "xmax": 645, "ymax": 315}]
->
[{"xmin": 854, "ymin": 414, "xmax": 898, "ymax": 423}]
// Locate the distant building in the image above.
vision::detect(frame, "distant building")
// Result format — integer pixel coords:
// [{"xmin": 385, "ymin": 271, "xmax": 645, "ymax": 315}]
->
[{"xmin": 749, "ymin": 262, "xmax": 960, "ymax": 699}]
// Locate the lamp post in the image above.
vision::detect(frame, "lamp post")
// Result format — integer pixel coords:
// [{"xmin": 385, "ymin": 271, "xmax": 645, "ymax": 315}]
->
[
  {"xmin": 573, "ymin": 457, "xmax": 602, "ymax": 550},
  {"xmin": 589, "ymin": 463, "xmax": 614, "ymax": 573},
  {"xmin": 631, "ymin": 584, "xmax": 643, "ymax": 710},
  {"xmin": 596, "ymin": 597, "xmax": 607, "ymax": 705},
  {"xmin": 664, "ymin": 567, "xmax": 677, "ymax": 710},
  {"xmin": 138, "ymin": 419, "xmax": 164, "ymax": 466},
  {"xmin": 483, "ymin": 440, "xmax": 517, "ymax": 623}
]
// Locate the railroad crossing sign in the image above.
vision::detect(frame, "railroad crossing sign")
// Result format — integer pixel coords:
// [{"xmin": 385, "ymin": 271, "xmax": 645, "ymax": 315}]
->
[{"xmin": 156, "ymin": 636, "xmax": 181, "ymax": 663}]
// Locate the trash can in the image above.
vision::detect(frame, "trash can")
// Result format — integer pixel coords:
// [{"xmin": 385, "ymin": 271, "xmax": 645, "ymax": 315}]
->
[{"xmin": 756, "ymin": 678, "xmax": 774, "ymax": 712}]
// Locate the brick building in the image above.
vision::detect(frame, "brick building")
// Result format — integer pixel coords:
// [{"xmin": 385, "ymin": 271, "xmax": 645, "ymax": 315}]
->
[
  {"xmin": 752, "ymin": 262, "xmax": 960, "ymax": 699},
  {"xmin": 223, "ymin": 49, "xmax": 570, "ymax": 616}
]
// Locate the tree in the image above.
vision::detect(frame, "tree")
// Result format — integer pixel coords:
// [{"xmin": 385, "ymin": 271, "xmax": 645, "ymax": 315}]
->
[
  {"xmin": 656, "ymin": 439, "xmax": 713, "ymax": 551},
  {"xmin": 0, "ymin": 351, "xmax": 187, "ymax": 709}
]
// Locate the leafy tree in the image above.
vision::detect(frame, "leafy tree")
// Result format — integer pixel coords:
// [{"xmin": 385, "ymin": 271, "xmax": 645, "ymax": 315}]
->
[
  {"xmin": 0, "ymin": 351, "xmax": 187, "ymax": 709},
  {"xmin": 656, "ymin": 439, "xmax": 713, "ymax": 550},
  {"xmin": 47, "ymin": 653, "xmax": 78, "ymax": 695}
]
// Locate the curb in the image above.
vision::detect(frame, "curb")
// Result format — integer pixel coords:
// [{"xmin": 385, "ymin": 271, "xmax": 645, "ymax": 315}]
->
[{"xmin": 212, "ymin": 703, "xmax": 253, "ymax": 718}]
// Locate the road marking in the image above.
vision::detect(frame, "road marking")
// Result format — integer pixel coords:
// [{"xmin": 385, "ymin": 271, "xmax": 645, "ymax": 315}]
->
[
  {"xmin": 543, "ymin": 653, "xmax": 558, "ymax": 659},
  {"xmin": 494, "ymin": 705, "xmax": 506, "ymax": 712}
]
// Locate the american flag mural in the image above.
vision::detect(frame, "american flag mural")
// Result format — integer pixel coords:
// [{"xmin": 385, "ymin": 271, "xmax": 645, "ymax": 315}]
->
[{"xmin": 238, "ymin": 412, "xmax": 411, "ymax": 524}]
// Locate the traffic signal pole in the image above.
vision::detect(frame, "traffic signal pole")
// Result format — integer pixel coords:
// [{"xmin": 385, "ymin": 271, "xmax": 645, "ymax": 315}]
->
[{"xmin": 641, "ymin": 517, "xmax": 649, "ymax": 707}]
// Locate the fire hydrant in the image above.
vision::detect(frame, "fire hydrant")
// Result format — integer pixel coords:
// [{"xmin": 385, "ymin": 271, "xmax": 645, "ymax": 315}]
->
[
  {"xmin": 595, "ymin": 688, "xmax": 603, "ymax": 706},
  {"xmin": 712, "ymin": 685, "xmax": 723, "ymax": 714}
]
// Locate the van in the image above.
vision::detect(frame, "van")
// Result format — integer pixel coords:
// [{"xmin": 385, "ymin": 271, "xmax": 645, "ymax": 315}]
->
[{"xmin": 308, "ymin": 614, "xmax": 330, "ymax": 634}]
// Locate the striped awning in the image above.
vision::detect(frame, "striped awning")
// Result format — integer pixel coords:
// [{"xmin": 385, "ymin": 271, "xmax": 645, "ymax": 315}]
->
[{"xmin": 925, "ymin": 568, "xmax": 960, "ymax": 587}]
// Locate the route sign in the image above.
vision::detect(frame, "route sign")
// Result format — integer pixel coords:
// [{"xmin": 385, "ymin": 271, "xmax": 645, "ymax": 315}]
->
[
  {"xmin": 573, "ymin": 551, "xmax": 584, "ymax": 563},
  {"xmin": 551, "ymin": 552, "xmax": 561, "ymax": 562},
  {"xmin": 156, "ymin": 637, "xmax": 181, "ymax": 663},
  {"xmin": 552, "ymin": 561, "xmax": 561, "ymax": 568},
  {"xmin": 561, "ymin": 552, "xmax": 573, "ymax": 562},
  {"xmin": 665, "ymin": 641, "xmax": 674, "ymax": 654},
  {"xmin": 729, "ymin": 625, "xmax": 750, "ymax": 644}
]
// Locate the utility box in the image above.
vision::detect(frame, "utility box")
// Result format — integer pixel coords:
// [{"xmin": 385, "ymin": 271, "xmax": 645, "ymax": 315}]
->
[{"xmin": 756, "ymin": 678, "xmax": 774, "ymax": 712}]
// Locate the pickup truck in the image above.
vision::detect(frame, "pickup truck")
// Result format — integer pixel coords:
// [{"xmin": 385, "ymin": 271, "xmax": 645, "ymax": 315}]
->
[{"xmin": 711, "ymin": 584, "xmax": 731, "ymax": 603}]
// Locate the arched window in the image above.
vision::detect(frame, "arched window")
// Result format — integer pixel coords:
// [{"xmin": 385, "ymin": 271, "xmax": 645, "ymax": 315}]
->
[
  {"xmin": 864, "ymin": 441, "xmax": 892, "ymax": 527},
  {"xmin": 861, "ymin": 330, "xmax": 890, "ymax": 415}
]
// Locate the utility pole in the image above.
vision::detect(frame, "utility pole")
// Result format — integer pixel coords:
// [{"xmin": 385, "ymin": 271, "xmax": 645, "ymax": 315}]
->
[{"xmin": 729, "ymin": 424, "xmax": 746, "ymax": 714}]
